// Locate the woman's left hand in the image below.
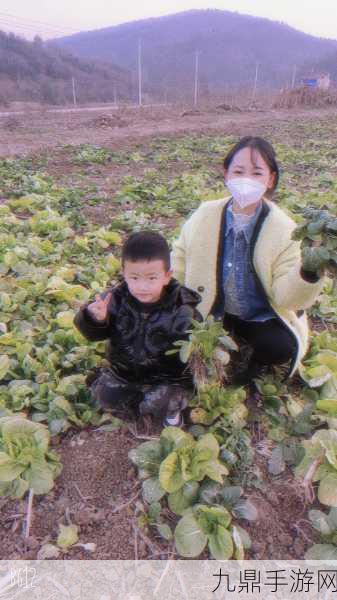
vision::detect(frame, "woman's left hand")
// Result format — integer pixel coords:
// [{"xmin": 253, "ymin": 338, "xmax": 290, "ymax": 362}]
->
[{"xmin": 301, "ymin": 241, "xmax": 328, "ymax": 276}]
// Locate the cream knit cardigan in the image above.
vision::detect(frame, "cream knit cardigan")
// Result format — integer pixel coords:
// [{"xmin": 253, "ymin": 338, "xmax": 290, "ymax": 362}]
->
[{"xmin": 171, "ymin": 197, "xmax": 325, "ymax": 376}]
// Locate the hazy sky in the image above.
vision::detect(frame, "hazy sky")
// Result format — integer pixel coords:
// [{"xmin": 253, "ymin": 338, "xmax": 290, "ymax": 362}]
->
[{"xmin": 0, "ymin": 0, "xmax": 336, "ymax": 40}]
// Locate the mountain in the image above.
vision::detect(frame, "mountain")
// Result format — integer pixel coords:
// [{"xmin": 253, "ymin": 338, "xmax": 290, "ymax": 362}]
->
[
  {"xmin": 52, "ymin": 9, "xmax": 337, "ymax": 100},
  {"xmin": 0, "ymin": 30, "xmax": 131, "ymax": 106}
]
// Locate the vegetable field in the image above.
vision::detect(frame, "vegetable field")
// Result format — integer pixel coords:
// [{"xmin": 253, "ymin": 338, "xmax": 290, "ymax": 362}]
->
[{"xmin": 0, "ymin": 107, "xmax": 337, "ymax": 560}]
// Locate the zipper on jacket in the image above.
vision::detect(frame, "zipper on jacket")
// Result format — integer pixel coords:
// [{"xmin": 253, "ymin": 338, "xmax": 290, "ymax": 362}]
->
[{"xmin": 133, "ymin": 313, "xmax": 148, "ymax": 376}]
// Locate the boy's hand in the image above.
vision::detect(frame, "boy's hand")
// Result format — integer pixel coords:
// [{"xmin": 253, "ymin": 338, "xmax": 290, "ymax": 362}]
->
[{"xmin": 86, "ymin": 292, "xmax": 112, "ymax": 322}]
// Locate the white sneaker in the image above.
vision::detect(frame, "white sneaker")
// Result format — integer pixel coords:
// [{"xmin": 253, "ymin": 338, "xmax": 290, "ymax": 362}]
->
[{"xmin": 163, "ymin": 412, "xmax": 183, "ymax": 428}]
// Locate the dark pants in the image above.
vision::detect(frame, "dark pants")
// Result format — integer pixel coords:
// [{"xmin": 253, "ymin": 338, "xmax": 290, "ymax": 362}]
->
[
  {"xmin": 89, "ymin": 367, "xmax": 193, "ymax": 421},
  {"xmin": 224, "ymin": 315, "xmax": 297, "ymax": 367}
]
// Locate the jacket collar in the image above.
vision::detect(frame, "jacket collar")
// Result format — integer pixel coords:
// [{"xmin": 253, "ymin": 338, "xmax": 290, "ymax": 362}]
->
[{"xmin": 225, "ymin": 199, "xmax": 264, "ymax": 242}]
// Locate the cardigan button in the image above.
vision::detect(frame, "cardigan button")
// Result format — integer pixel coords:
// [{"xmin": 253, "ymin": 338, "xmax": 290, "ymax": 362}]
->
[{"xmin": 197, "ymin": 286, "xmax": 205, "ymax": 293}]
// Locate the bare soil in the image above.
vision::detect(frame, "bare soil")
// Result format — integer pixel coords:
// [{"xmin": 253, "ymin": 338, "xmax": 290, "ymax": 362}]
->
[
  {"xmin": 0, "ymin": 427, "xmax": 144, "ymax": 560},
  {"xmin": 1, "ymin": 103, "xmax": 336, "ymax": 157}
]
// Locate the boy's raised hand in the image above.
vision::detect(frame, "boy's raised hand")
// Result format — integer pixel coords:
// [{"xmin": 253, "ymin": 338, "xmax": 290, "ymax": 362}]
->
[{"xmin": 86, "ymin": 292, "xmax": 112, "ymax": 322}]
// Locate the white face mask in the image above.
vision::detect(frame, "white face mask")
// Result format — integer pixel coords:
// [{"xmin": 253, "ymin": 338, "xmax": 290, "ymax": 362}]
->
[{"xmin": 226, "ymin": 177, "xmax": 267, "ymax": 208}]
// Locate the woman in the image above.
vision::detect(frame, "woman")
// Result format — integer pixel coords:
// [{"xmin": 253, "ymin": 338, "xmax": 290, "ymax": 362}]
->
[{"xmin": 171, "ymin": 136, "xmax": 325, "ymax": 382}]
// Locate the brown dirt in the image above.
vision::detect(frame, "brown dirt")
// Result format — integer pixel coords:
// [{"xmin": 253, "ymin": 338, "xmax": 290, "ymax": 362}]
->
[
  {"xmin": 1, "ymin": 103, "xmax": 336, "ymax": 157},
  {"xmin": 0, "ymin": 427, "xmax": 147, "ymax": 560},
  {"xmin": 243, "ymin": 446, "xmax": 319, "ymax": 559}
]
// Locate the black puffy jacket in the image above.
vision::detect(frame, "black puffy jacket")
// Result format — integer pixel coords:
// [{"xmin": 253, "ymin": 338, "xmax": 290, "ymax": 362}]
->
[{"xmin": 74, "ymin": 278, "xmax": 202, "ymax": 385}]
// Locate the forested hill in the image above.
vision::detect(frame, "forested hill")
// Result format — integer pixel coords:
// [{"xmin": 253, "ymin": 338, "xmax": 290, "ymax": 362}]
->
[
  {"xmin": 0, "ymin": 30, "xmax": 131, "ymax": 105},
  {"xmin": 53, "ymin": 9, "xmax": 337, "ymax": 96}
]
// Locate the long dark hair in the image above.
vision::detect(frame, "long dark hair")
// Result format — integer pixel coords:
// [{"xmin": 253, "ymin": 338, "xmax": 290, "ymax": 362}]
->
[{"xmin": 223, "ymin": 136, "xmax": 280, "ymax": 199}]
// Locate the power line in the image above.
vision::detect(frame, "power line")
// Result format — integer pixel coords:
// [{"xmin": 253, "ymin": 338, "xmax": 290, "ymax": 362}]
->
[
  {"xmin": 0, "ymin": 11, "xmax": 78, "ymax": 34},
  {"xmin": 0, "ymin": 20, "xmax": 75, "ymax": 38},
  {"xmin": 0, "ymin": 21, "xmax": 49, "ymax": 37},
  {"xmin": 0, "ymin": 19, "xmax": 58, "ymax": 33},
  {"xmin": 0, "ymin": 26, "xmax": 71, "ymax": 41}
]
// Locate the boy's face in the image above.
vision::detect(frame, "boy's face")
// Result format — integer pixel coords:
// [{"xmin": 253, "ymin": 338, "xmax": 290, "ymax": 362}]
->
[{"xmin": 123, "ymin": 259, "xmax": 172, "ymax": 303}]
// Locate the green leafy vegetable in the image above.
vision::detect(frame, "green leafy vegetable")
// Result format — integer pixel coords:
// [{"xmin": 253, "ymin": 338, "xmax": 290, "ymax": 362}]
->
[{"xmin": 0, "ymin": 415, "xmax": 62, "ymax": 497}]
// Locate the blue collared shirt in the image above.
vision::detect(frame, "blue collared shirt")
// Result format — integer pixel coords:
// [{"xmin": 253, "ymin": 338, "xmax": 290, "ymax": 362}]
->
[{"xmin": 222, "ymin": 201, "xmax": 275, "ymax": 321}]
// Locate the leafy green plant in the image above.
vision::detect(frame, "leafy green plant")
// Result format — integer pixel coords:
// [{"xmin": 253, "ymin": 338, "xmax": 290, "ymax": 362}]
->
[
  {"xmin": 74, "ymin": 144, "xmax": 112, "ymax": 165},
  {"xmin": 189, "ymin": 384, "xmax": 247, "ymax": 426},
  {"xmin": 305, "ymin": 508, "xmax": 337, "ymax": 559},
  {"xmin": 300, "ymin": 331, "xmax": 337, "ymax": 426},
  {"xmin": 254, "ymin": 373, "xmax": 287, "ymax": 402},
  {"xmin": 129, "ymin": 426, "xmax": 257, "ymax": 558},
  {"xmin": 174, "ymin": 503, "xmax": 251, "ymax": 559},
  {"xmin": 292, "ymin": 206, "xmax": 337, "ymax": 280},
  {"xmin": 211, "ymin": 425, "xmax": 255, "ymax": 486},
  {"xmin": 0, "ymin": 415, "xmax": 62, "ymax": 537},
  {"xmin": 248, "ymin": 375, "xmax": 315, "ymax": 475},
  {"xmin": 257, "ymin": 394, "xmax": 315, "ymax": 476},
  {"xmin": 128, "ymin": 427, "xmax": 229, "ymax": 508},
  {"xmin": 295, "ymin": 429, "xmax": 337, "ymax": 506},
  {"xmin": 168, "ymin": 316, "xmax": 238, "ymax": 388},
  {"xmin": 310, "ymin": 279, "xmax": 337, "ymax": 324},
  {"xmin": 309, "ymin": 330, "xmax": 337, "ymax": 355},
  {"xmin": 57, "ymin": 523, "xmax": 79, "ymax": 549},
  {"xmin": 257, "ymin": 384, "xmax": 314, "ymax": 438},
  {"xmin": 300, "ymin": 348, "xmax": 337, "ymax": 389},
  {"xmin": 0, "ymin": 415, "xmax": 61, "ymax": 498},
  {"xmin": 137, "ymin": 500, "xmax": 173, "ymax": 542},
  {"xmin": 197, "ymin": 480, "xmax": 258, "ymax": 521}
]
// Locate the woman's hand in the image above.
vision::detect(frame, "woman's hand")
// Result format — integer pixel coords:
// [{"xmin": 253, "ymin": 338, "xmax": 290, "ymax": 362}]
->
[
  {"xmin": 301, "ymin": 240, "xmax": 328, "ymax": 276},
  {"xmin": 86, "ymin": 293, "xmax": 112, "ymax": 322}
]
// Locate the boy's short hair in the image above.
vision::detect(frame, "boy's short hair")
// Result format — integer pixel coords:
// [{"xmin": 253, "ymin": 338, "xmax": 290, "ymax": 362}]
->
[{"xmin": 122, "ymin": 231, "xmax": 171, "ymax": 271}]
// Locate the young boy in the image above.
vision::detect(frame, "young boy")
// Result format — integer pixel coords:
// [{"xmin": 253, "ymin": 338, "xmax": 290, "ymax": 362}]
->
[{"xmin": 74, "ymin": 231, "xmax": 202, "ymax": 427}]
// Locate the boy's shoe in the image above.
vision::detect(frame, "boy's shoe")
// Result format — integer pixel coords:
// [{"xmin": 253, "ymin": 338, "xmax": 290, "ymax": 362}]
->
[
  {"xmin": 85, "ymin": 367, "xmax": 102, "ymax": 387},
  {"xmin": 231, "ymin": 359, "xmax": 265, "ymax": 386},
  {"xmin": 163, "ymin": 411, "xmax": 184, "ymax": 428}
]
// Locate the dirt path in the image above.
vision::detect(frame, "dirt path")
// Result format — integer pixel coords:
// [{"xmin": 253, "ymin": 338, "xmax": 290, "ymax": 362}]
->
[
  {"xmin": 1, "ymin": 104, "xmax": 336, "ymax": 157},
  {"xmin": 0, "ymin": 102, "xmax": 170, "ymax": 118}
]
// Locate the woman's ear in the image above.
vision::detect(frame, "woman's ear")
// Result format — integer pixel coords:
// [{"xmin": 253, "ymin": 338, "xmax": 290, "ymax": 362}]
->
[{"xmin": 267, "ymin": 171, "xmax": 276, "ymax": 189}]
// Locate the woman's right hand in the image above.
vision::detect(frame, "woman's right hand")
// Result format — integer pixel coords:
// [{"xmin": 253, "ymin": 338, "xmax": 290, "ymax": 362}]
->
[{"xmin": 86, "ymin": 292, "xmax": 112, "ymax": 322}]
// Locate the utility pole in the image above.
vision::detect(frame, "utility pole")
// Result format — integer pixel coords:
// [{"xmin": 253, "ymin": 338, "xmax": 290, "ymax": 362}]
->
[
  {"xmin": 138, "ymin": 39, "xmax": 142, "ymax": 106},
  {"xmin": 71, "ymin": 76, "xmax": 77, "ymax": 107},
  {"xmin": 194, "ymin": 50, "xmax": 199, "ymax": 106},
  {"xmin": 291, "ymin": 65, "xmax": 297, "ymax": 89},
  {"xmin": 114, "ymin": 85, "xmax": 117, "ymax": 107},
  {"xmin": 251, "ymin": 62, "xmax": 259, "ymax": 104}
]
